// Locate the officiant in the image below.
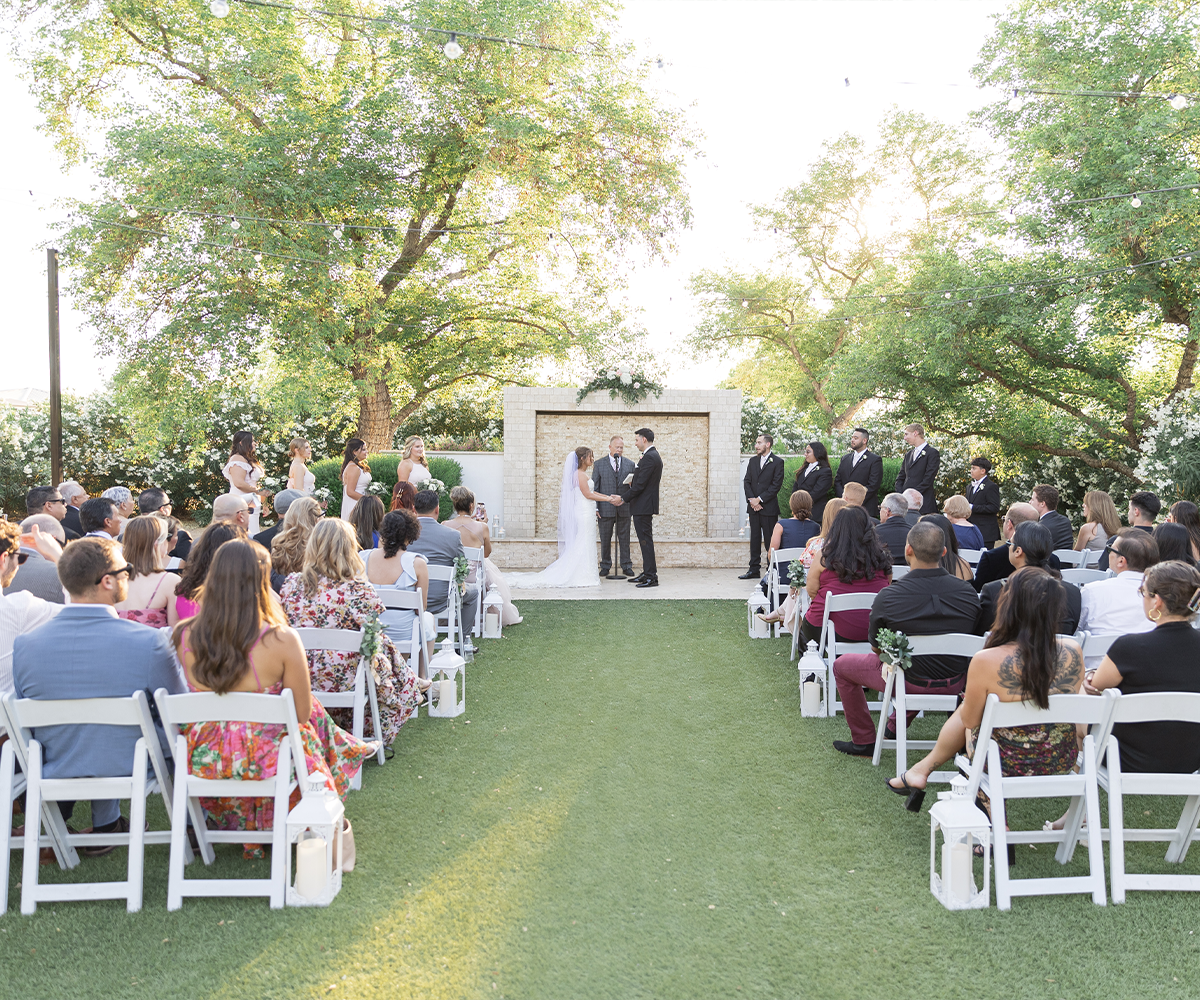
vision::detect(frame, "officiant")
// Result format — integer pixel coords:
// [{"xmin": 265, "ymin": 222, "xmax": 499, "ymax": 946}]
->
[{"xmin": 594, "ymin": 435, "xmax": 636, "ymax": 579}]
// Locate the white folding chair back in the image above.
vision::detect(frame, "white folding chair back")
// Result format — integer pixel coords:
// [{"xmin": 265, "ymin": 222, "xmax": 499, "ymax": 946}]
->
[
  {"xmin": 295, "ymin": 628, "xmax": 384, "ymax": 787},
  {"xmin": 1088, "ymin": 691, "xmax": 1200, "ymax": 902},
  {"xmin": 959, "ymin": 549, "xmax": 985, "ymax": 566},
  {"xmin": 1062, "ymin": 568, "xmax": 1109, "ymax": 586},
  {"xmin": 425, "ymin": 564, "xmax": 466, "ymax": 658},
  {"xmin": 955, "ymin": 691, "xmax": 1117, "ymax": 910},
  {"xmin": 154, "ymin": 687, "xmax": 309, "ymax": 910},
  {"xmin": 1080, "ymin": 548, "xmax": 1105, "ymax": 568},
  {"xmin": 890, "ymin": 564, "xmax": 910, "ymax": 580},
  {"xmin": 373, "ymin": 584, "xmax": 432, "ymax": 679},
  {"xmin": 768, "ymin": 547, "xmax": 806, "ymax": 639},
  {"xmin": 818, "ymin": 591, "xmax": 883, "ymax": 717},
  {"xmin": 1053, "ymin": 549, "xmax": 1086, "ymax": 567},
  {"xmin": 871, "ymin": 633, "xmax": 985, "ymax": 780},
  {"xmin": 462, "ymin": 546, "xmax": 485, "ymax": 636},
  {"xmin": 1079, "ymin": 631, "xmax": 1123, "ymax": 660},
  {"xmin": 1, "ymin": 690, "xmax": 184, "ymax": 914}
]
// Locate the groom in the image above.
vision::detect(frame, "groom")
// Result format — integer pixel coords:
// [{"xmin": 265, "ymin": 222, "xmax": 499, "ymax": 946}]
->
[
  {"xmin": 626, "ymin": 427, "xmax": 663, "ymax": 588},
  {"xmin": 592, "ymin": 435, "xmax": 635, "ymax": 579}
]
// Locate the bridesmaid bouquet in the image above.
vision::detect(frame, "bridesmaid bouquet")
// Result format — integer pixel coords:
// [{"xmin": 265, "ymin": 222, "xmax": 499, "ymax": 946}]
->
[
  {"xmin": 428, "ymin": 478, "xmax": 447, "ymax": 495},
  {"xmin": 368, "ymin": 481, "xmax": 391, "ymax": 499},
  {"xmin": 313, "ymin": 485, "xmax": 333, "ymax": 505}
]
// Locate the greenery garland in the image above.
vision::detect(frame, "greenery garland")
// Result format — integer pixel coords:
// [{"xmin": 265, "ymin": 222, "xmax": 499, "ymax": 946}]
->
[{"xmin": 576, "ymin": 367, "xmax": 664, "ymax": 406}]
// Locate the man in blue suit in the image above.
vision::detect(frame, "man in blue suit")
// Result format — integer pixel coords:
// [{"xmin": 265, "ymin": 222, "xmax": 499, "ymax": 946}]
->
[{"xmin": 12, "ymin": 537, "xmax": 185, "ymax": 852}]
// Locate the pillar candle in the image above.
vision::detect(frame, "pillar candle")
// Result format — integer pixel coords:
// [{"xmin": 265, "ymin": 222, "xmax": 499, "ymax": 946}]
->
[
  {"xmin": 295, "ymin": 835, "xmax": 328, "ymax": 900},
  {"xmin": 942, "ymin": 840, "xmax": 972, "ymax": 902},
  {"xmin": 439, "ymin": 678, "xmax": 457, "ymax": 707}
]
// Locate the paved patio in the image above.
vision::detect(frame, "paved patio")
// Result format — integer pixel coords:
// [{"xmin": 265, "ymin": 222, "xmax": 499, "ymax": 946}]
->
[{"xmin": 507, "ymin": 567, "xmax": 753, "ymax": 601}]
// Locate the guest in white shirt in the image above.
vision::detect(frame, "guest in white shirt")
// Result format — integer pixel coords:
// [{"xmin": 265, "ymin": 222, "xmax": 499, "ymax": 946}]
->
[
  {"xmin": 1078, "ymin": 528, "xmax": 1160, "ymax": 669},
  {"xmin": 0, "ymin": 519, "xmax": 64, "ymax": 694}
]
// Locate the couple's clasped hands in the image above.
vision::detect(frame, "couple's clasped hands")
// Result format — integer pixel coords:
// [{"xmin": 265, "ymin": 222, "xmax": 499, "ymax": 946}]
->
[{"xmin": 608, "ymin": 495, "xmax": 623, "ymax": 506}]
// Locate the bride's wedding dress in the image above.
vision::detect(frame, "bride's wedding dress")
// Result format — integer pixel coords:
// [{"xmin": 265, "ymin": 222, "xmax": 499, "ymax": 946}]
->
[{"xmin": 507, "ymin": 453, "xmax": 600, "ymax": 589}]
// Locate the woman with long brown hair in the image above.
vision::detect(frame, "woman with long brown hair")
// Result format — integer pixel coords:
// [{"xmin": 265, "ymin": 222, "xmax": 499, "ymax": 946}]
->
[
  {"xmin": 348, "ymin": 494, "xmax": 385, "ymax": 550},
  {"xmin": 174, "ymin": 522, "xmax": 247, "ymax": 621},
  {"xmin": 390, "ymin": 480, "xmax": 417, "ymax": 512},
  {"xmin": 1076, "ymin": 490, "xmax": 1122, "ymax": 556},
  {"xmin": 223, "ymin": 430, "xmax": 268, "ymax": 534},
  {"xmin": 1166, "ymin": 500, "xmax": 1200, "ymax": 560},
  {"xmin": 116, "ymin": 514, "xmax": 182, "ymax": 627},
  {"xmin": 270, "ymin": 496, "xmax": 323, "ymax": 578},
  {"xmin": 340, "ymin": 437, "xmax": 371, "ymax": 520},
  {"xmin": 173, "ymin": 539, "xmax": 376, "ymax": 856}
]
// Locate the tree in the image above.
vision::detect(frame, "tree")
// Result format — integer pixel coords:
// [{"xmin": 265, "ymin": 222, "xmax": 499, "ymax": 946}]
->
[
  {"xmin": 690, "ymin": 110, "xmax": 987, "ymax": 431},
  {"xmin": 10, "ymin": 0, "xmax": 691, "ymax": 450}
]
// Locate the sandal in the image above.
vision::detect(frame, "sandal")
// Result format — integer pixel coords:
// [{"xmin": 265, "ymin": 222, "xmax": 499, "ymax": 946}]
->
[{"xmin": 885, "ymin": 773, "xmax": 926, "ymax": 813}]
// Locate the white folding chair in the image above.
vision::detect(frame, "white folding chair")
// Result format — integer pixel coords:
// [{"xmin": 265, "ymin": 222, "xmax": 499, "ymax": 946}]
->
[
  {"xmin": 1053, "ymin": 549, "xmax": 1086, "ymax": 567},
  {"xmin": 426, "ymin": 564, "xmax": 467, "ymax": 658},
  {"xmin": 959, "ymin": 549, "xmax": 985, "ymax": 566},
  {"xmin": 1062, "ymin": 568, "xmax": 1109, "ymax": 586},
  {"xmin": 767, "ymin": 547, "xmax": 806, "ymax": 639},
  {"xmin": 890, "ymin": 564, "xmax": 911, "ymax": 581},
  {"xmin": 818, "ymin": 591, "xmax": 883, "ymax": 717},
  {"xmin": 155, "ymin": 687, "xmax": 309, "ymax": 910},
  {"xmin": 1079, "ymin": 631, "xmax": 1123, "ymax": 661},
  {"xmin": 1080, "ymin": 548, "xmax": 1105, "ymax": 568},
  {"xmin": 373, "ymin": 584, "xmax": 432, "ymax": 681},
  {"xmin": 871, "ymin": 633, "xmax": 985, "ymax": 780},
  {"xmin": 1086, "ymin": 691, "xmax": 1200, "ymax": 902},
  {"xmin": 1, "ymin": 690, "xmax": 185, "ymax": 915},
  {"xmin": 295, "ymin": 628, "xmax": 384, "ymax": 789},
  {"xmin": 462, "ymin": 546, "xmax": 485, "ymax": 637},
  {"xmin": 956, "ymin": 691, "xmax": 1116, "ymax": 910}
]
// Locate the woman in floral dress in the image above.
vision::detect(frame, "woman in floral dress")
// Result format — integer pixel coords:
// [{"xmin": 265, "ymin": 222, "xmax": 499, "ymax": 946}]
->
[
  {"xmin": 280, "ymin": 518, "xmax": 426, "ymax": 745},
  {"xmin": 172, "ymin": 538, "xmax": 377, "ymax": 857}
]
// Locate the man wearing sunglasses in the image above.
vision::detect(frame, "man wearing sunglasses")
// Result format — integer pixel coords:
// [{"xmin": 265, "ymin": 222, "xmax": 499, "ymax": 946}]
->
[
  {"xmin": 1078, "ymin": 528, "xmax": 1161, "ymax": 670},
  {"xmin": 26, "ymin": 485, "xmax": 81, "ymax": 542},
  {"xmin": 11, "ymin": 537, "xmax": 185, "ymax": 853},
  {"xmin": 1, "ymin": 519, "xmax": 65, "ymax": 696}
]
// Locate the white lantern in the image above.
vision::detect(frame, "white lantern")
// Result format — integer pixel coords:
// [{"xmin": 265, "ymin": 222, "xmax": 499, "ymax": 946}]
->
[
  {"xmin": 286, "ymin": 773, "xmax": 344, "ymax": 907},
  {"xmin": 798, "ymin": 640, "xmax": 826, "ymax": 717},
  {"xmin": 929, "ymin": 774, "xmax": 991, "ymax": 910},
  {"xmin": 747, "ymin": 591, "xmax": 770, "ymax": 638},
  {"xmin": 482, "ymin": 590, "xmax": 503, "ymax": 639},
  {"xmin": 427, "ymin": 647, "xmax": 466, "ymax": 718}
]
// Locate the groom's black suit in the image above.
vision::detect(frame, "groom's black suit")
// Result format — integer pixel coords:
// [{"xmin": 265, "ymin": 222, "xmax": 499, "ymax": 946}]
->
[
  {"xmin": 627, "ymin": 446, "xmax": 663, "ymax": 579},
  {"xmin": 593, "ymin": 452, "xmax": 635, "ymax": 576}
]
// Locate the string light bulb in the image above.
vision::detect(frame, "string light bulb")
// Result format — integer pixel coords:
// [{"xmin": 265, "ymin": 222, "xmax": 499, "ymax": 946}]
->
[
  {"xmin": 125, "ymin": 206, "xmax": 138, "ymax": 219},
  {"xmin": 444, "ymin": 33, "xmax": 463, "ymax": 59},
  {"xmin": 333, "ymin": 227, "xmax": 343, "ymax": 239},
  {"xmin": 1170, "ymin": 93, "xmax": 1188, "ymax": 110},
  {"xmin": 1130, "ymin": 194, "xmax": 1142, "ymax": 208},
  {"xmin": 210, "ymin": 0, "xmax": 230, "ymax": 16},
  {"xmin": 741, "ymin": 298, "xmax": 749, "ymax": 308},
  {"xmin": 254, "ymin": 253, "xmax": 263, "ymax": 263},
  {"xmin": 230, "ymin": 218, "xmax": 241, "ymax": 230},
  {"xmin": 1004, "ymin": 207, "xmax": 1017, "ymax": 224}
]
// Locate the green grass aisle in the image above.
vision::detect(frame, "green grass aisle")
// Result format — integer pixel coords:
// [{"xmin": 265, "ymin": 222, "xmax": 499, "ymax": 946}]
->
[{"xmin": 4, "ymin": 600, "xmax": 1200, "ymax": 999}]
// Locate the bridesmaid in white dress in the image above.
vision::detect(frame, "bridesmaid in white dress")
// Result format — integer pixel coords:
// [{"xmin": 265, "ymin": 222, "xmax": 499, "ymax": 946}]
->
[
  {"xmin": 340, "ymin": 437, "xmax": 372, "ymax": 520},
  {"xmin": 287, "ymin": 437, "xmax": 317, "ymax": 494},
  {"xmin": 396, "ymin": 435, "xmax": 433, "ymax": 491},
  {"xmin": 222, "ymin": 430, "xmax": 268, "ymax": 534}
]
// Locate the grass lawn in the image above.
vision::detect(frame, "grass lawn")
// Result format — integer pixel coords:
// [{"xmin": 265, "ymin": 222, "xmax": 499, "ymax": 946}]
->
[{"xmin": 4, "ymin": 599, "xmax": 1200, "ymax": 999}]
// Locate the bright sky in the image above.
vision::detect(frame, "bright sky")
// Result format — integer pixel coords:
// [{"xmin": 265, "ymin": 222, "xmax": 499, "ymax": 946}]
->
[{"xmin": 0, "ymin": 0, "xmax": 1008, "ymax": 397}]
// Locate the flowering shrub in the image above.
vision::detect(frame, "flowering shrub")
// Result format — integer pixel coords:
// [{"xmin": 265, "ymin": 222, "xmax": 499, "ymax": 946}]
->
[{"xmin": 1135, "ymin": 392, "xmax": 1200, "ymax": 503}]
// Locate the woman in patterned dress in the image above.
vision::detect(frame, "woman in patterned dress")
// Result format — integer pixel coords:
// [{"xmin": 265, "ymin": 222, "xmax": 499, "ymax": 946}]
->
[
  {"xmin": 280, "ymin": 518, "xmax": 427, "ymax": 745},
  {"xmin": 172, "ymin": 538, "xmax": 377, "ymax": 857}
]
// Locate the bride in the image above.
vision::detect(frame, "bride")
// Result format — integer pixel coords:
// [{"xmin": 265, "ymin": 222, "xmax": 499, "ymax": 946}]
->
[{"xmin": 507, "ymin": 447, "xmax": 619, "ymax": 588}]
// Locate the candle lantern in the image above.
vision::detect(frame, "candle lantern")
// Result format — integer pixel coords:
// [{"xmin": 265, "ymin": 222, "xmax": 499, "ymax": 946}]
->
[
  {"xmin": 928, "ymin": 774, "xmax": 991, "ymax": 910},
  {"xmin": 286, "ymin": 772, "xmax": 344, "ymax": 907},
  {"xmin": 427, "ymin": 647, "xmax": 466, "ymax": 718},
  {"xmin": 747, "ymin": 591, "xmax": 770, "ymax": 638},
  {"xmin": 798, "ymin": 640, "xmax": 827, "ymax": 717},
  {"xmin": 482, "ymin": 590, "xmax": 504, "ymax": 639}
]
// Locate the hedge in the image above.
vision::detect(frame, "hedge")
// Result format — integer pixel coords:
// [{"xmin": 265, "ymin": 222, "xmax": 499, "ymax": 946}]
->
[{"xmin": 310, "ymin": 454, "xmax": 463, "ymax": 522}]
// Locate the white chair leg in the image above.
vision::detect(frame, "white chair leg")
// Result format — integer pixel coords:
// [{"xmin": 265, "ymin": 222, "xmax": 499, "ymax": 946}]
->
[
  {"xmin": 1166, "ymin": 794, "xmax": 1200, "ymax": 864},
  {"xmin": 1108, "ymin": 743, "xmax": 1126, "ymax": 904},
  {"xmin": 21, "ymin": 742, "xmax": 43, "ymax": 915},
  {"xmin": 987, "ymin": 744, "xmax": 1012, "ymax": 911},
  {"xmin": 1081, "ymin": 738, "xmax": 1107, "ymax": 905},
  {"xmin": 127, "ymin": 740, "xmax": 148, "ymax": 913},
  {"xmin": 168, "ymin": 736, "xmax": 190, "ymax": 911},
  {"xmin": 894, "ymin": 677, "xmax": 908, "ymax": 779},
  {"xmin": 366, "ymin": 671, "xmax": 385, "ymax": 767},
  {"xmin": 1055, "ymin": 793, "xmax": 1087, "ymax": 865},
  {"xmin": 0, "ymin": 742, "xmax": 13, "ymax": 916},
  {"xmin": 269, "ymin": 740, "xmax": 291, "ymax": 910},
  {"xmin": 871, "ymin": 671, "xmax": 896, "ymax": 767}
]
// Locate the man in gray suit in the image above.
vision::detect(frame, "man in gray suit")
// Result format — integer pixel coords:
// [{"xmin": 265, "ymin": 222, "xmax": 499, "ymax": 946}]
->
[
  {"xmin": 408, "ymin": 490, "xmax": 478, "ymax": 615},
  {"xmin": 4, "ymin": 515, "xmax": 67, "ymax": 604},
  {"xmin": 592, "ymin": 435, "xmax": 635, "ymax": 578},
  {"xmin": 12, "ymin": 537, "xmax": 185, "ymax": 851}
]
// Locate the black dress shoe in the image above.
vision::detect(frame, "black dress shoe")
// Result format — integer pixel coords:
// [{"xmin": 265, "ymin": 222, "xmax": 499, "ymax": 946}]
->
[
  {"xmin": 737, "ymin": 570, "xmax": 759, "ymax": 580},
  {"xmin": 81, "ymin": 815, "xmax": 131, "ymax": 857},
  {"xmin": 628, "ymin": 573, "xmax": 646, "ymax": 583},
  {"xmin": 636, "ymin": 577, "xmax": 659, "ymax": 588},
  {"xmin": 833, "ymin": 739, "xmax": 876, "ymax": 757}
]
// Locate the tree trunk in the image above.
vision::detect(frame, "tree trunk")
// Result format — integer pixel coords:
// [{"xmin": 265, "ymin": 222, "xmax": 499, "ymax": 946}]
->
[{"xmin": 357, "ymin": 376, "xmax": 397, "ymax": 452}]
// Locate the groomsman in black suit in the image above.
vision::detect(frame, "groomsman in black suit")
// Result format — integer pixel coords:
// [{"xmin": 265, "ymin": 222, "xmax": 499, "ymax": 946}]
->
[
  {"xmin": 593, "ymin": 435, "xmax": 635, "ymax": 578},
  {"xmin": 893, "ymin": 423, "xmax": 940, "ymax": 515},
  {"xmin": 739, "ymin": 433, "xmax": 786, "ymax": 579},
  {"xmin": 1030, "ymin": 483, "xmax": 1074, "ymax": 550},
  {"xmin": 965, "ymin": 456, "xmax": 1002, "ymax": 547},
  {"xmin": 833, "ymin": 428, "xmax": 883, "ymax": 518}
]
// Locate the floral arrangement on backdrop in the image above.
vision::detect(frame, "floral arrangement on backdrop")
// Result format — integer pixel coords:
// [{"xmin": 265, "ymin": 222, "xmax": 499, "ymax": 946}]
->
[{"xmin": 576, "ymin": 366, "xmax": 664, "ymax": 406}]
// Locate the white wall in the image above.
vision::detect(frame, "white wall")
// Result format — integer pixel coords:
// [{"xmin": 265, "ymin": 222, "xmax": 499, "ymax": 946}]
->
[{"xmin": 427, "ymin": 451, "xmax": 505, "ymax": 525}]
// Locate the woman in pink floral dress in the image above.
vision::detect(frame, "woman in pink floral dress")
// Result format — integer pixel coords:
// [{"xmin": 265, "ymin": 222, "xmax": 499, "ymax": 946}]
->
[
  {"xmin": 280, "ymin": 518, "xmax": 425, "ymax": 745},
  {"xmin": 173, "ymin": 539, "xmax": 377, "ymax": 857}
]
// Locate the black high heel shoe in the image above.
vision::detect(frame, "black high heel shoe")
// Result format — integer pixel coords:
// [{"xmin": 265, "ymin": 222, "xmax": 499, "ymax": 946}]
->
[{"xmin": 885, "ymin": 773, "xmax": 926, "ymax": 813}]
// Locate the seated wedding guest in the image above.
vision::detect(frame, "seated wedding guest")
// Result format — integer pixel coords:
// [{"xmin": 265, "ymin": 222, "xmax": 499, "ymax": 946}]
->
[
  {"xmin": 875, "ymin": 493, "xmax": 912, "ymax": 565},
  {"xmin": 902, "ymin": 489, "xmax": 923, "ymax": 526},
  {"xmin": 841, "ymin": 482, "xmax": 877, "ymax": 523},
  {"xmin": 966, "ymin": 457, "xmax": 1002, "ymax": 547},
  {"xmin": 832, "ymin": 520, "xmax": 981, "ymax": 756},
  {"xmin": 270, "ymin": 496, "xmax": 323, "ymax": 580},
  {"xmin": 1129, "ymin": 490, "xmax": 1161, "ymax": 532},
  {"xmin": 797, "ymin": 497, "xmax": 849, "ymax": 577},
  {"xmin": 1078, "ymin": 528, "xmax": 1159, "ymax": 668},
  {"xmin": 1075, "ymin": 490, "xmax": 1120, "ymax": 562},
  {"xmin": 281, "ymin": 518, "xmax": 426, "ymax": 744},
  {"xmin": 0, "ymin": 520, "xmax": 64, "ymax": 694},
  {"xmin": 59, "ymin": 480, "xmax": 87, "ymax": 536},
  {"xmin": 979, "ymin": 521, "xmax": 1081, "ymax": 634},
  {"xmin": 7, "ymin": 515, "xmax": 67, "ymax": 603},
  {"xmin": 1030, "ymin": 483, "xmax": 1074, "ymax": 550},
  {"xmin": 212, "ymin": 493, "xmax": 251, "ymax": 530},
  {"xmin": 164, "ymin": 517, "xmax": 186, "ymax": 570},
  {"xmin": 409, "ymin": 490, "xmax": 475, "ymax": 616},
  {"xmin": 362, "ymin": 510, "xmax": 436, "ymax": 660},
  {"xmin": 348, "ymin": 494, "xmax": 385, "ymax": 551},
  {"xmin": 80, "ymin": 495, "xmax": 121, "ymax": 541},
  {"xmin": 26, "ymin": 485, "xmax": 80, "ymax": 541},
  {"xmin": 973, "ymin": 502, "xmax": 1041, "ymax": 592},
  {"xmin": 174, "ymin": 523, "xmax": 247, "ymax": 621},
  {"xmin": 444, "ymin": 486, "xmax": 521, "ymax": 626},
  {"xmin": 137, "ymin": 487, "xmax": 190, "ymax": 560},
  {"xmin": 1086, "ymin": 560, "xmax": 1200, "ymax": 774},
  {"xmin": 253, "ymin": 488, "xmax": 303, "ymax": 554},
  {"xmin": 922, "ymin": 513, "xmax": 974, "ymax": 581},
  {"xmin": 12, "ymin": 537, "xmax": 185, "ymax": 849},
  {"xmin": 885, "ymin": 567, "xmax": 1084, "ymax": 809},
  {"xmin": 115, "ymin": 514, "xmax": 181, "ymax": 628},
  {"xmin": 756, "ymin": 491, "xmax": 817, "ymax": 627},
  {"xmin": 1152, "ymin": 522, "xmax": 1196, "ymax": 566},
  {"xmin": 390, "ymin": 481, "xmax": 417, "ymax": 513},
  {"xmin": 101, "ymin": 486, "xmax": 135, "ymax": 537},
  {"xmin": 800, "ymin": 505, "xmax": 891, "ymax": 645},
  {"xmin": 173, "ymin": 538, "xmax": 375, "ymax": 858},
  {"xmin": 943, "ymin": 495, "xmax": 986, "ymax": 551},
  {"xmin": 1167, "ymin": 500, "xmax": 1200, "ymax": 559}
]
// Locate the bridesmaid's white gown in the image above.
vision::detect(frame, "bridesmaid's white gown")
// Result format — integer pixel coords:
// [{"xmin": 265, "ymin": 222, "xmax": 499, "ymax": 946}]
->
[{"xmin": 341, "ymin": 467, "xmax": 372, "ymax": 520}]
